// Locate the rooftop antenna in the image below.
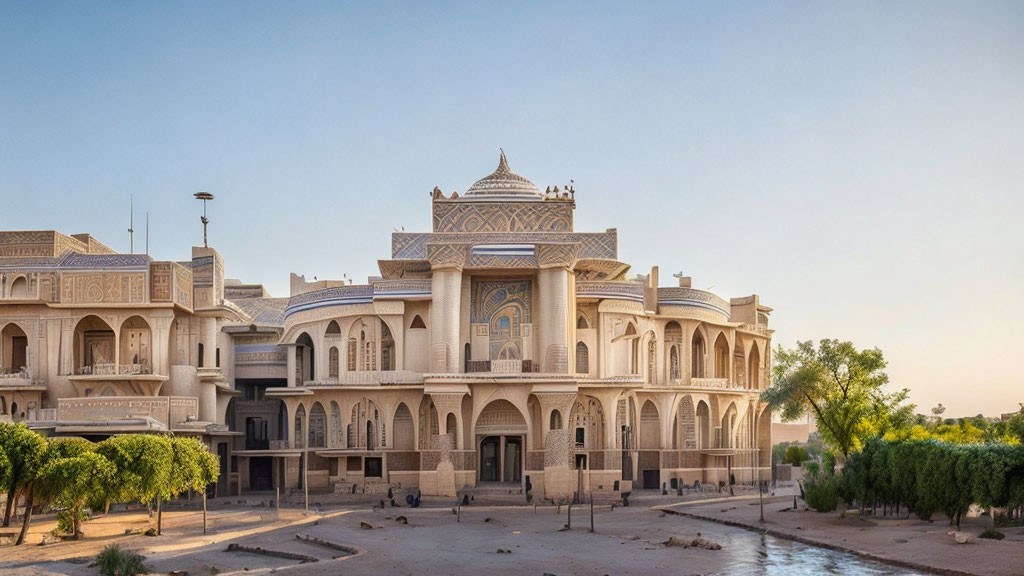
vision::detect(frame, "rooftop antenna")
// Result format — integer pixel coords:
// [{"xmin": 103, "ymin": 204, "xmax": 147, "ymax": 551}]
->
[
  {"xmin": 194, "ymin": 191, "xmax": 215, "ymax": 247},
  {"xmin": 128, "ymin": 194, "xmax": 135, "ymax": 253},
  {"xmin": 145, "ymin": 212, "xmax": 150, "ymax": 256}
]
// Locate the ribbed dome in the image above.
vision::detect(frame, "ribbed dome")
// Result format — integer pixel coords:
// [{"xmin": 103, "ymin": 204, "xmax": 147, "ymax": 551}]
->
[{"xmin": 464, "ymin": 150, "xmax": 542, "ymax": 198}]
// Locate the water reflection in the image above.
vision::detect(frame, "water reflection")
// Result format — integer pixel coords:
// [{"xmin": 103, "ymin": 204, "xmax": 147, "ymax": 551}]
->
[{"xmin": 694, "ymin": 521, "xmax": 924, "ymax": 576}]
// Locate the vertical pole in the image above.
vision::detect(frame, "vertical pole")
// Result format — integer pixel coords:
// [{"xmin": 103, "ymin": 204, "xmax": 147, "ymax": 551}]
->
[
  {"xmin": 457, "ymin": 502, "xmax": 461, "ymax": 523},
  {"xmin": 203, "ymin": 491, "xmax": 208, "ymax": 534},
  {"xmin": 590, "ymin": 496, "xmax": 594, "ymax": 533},
  {"xmin": 759, "ymin": 480, "xmax": 765, "ymax": 523},
  {"xmin": 567, "ymin": 502, "xmax": 572, "ymax": 530},
  {"xmin": 304, "ymin": 452, "xmax": 309, "ymax": 512}
]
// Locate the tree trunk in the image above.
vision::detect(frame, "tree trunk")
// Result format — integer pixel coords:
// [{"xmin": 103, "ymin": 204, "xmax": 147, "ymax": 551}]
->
[
  {"xmin": 15, "ymin": 483, "xmax": 34, "ymax": 546},
  {"xmin": 3, "ymin": 487, "xmax": 16, "ymax": 527},
  {"xmin": 157, "ymin": 495, "xmax": 163, "ymax": 535},
  {"xmin": 72, "ymin": 506, "xmax": 82, "ymax": 540},
  {"xmin": 202, "ymin": 492, "xmax": 207, "ymax": 534}
]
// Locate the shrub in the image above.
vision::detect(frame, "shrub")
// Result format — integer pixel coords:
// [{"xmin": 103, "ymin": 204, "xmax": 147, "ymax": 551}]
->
[
  {"xmin": 804, "ymin": 470, "xmax": 841, "ymax": 512},
  {"xmin": 94, "ymin": 544, "xmax": 149, "ymax": 576},
  {"xmin": 979, "ymin": 528, "xmax": 1005, "ymax": 540},
  {"xmin": 784, "ymin": 446, "xmax": 809, "ymax": 466}
]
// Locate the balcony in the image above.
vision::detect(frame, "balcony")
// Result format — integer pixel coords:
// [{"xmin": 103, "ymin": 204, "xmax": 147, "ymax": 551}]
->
[
  {"xmin": 55, "ymin": 396, "xmax": 200, "ymax": 433},
  {"xmin": 667, "ymin": 377, "xmax": 753, "ymax": 392},
  {"xmin": 465, "ymin": 360, "xmax": 540, "ymax": 374},
  {"xmin": 0, "ymin": 371, "xmax": 46, "ymax": 390},
  {"xmin": 68, "ymin": 363, "xmax": 168, "ymax": 396},
  {"xmin": 304, "ymin": 370, "xmax": 424, "ymax": 387}
]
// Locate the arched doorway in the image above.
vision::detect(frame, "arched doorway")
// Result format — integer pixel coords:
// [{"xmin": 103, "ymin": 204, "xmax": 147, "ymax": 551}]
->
[{"xmin": 475, "ymin": 399, "xmax": 527, "ymax": 484}]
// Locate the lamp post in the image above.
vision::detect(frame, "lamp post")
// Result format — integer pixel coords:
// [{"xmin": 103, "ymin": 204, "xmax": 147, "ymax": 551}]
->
[{"xmin": 194, "ymin": 192, "xmax": 215, "ymax": 247}]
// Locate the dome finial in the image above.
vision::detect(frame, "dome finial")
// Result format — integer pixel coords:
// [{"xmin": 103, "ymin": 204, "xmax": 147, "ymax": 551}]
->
[{"xmin": 497, "ymin": 148, "xmax": 510, "ymax": 174}]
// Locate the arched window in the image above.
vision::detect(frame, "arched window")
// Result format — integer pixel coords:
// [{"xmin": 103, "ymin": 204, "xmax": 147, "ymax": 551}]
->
[
  {"xmin": 714, "ymin": 334, "xmax": 729, "ymax": 379},
  {"xmin": 550, "ymin": 409, "xmax": 563, "ymax": 431},
  {"xmin": 10, "ymin": 276, "xmax": 28, "ymax": 298},
  {"xmin": 577, "ymin": 315, "xmax": 589, "ymax": 329},
  {"xmin": 381, "ymin": 322, "xmax": 395, "ymax": 371},
  {"xmin": 410, "ymin": 315, "xmax": 426, "ymax": 329},
  {"xmin": 346, "ymin": 338, "xmax": 357, "ymax": 371},
  {"xmin": 331, "ymin": 401, "xmax": 342, "ymax": 447},
  {"xmin": 575, "ymin": 342, "xmax": 589, "ymax": 374},
  {"xmin": 308, "ymin": 402, "xmax": 326, "ymax": 448},
  {"xmin": 691, "ymin": 330, "xmax": 706, "ymax": 378},
  {"xmin": 329, "ymin": 346, "xmax": 339, "ymax": 378},
  {"xmin": 670, "ymin": 346, "xmax": 680, "ymax": 380},
  {"xmin": 325, "ymin": 320, "xmax": 341, "ymax": 336},
  {"xmin": 294, "ymin": 404, "xmax": 306, "ymax": 449}
]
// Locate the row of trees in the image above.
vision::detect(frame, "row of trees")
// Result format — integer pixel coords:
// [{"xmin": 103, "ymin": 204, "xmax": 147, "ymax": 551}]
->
[
  {"xmin": 840, "ymin": 438, "xmax": 1024, "ymax": 528},
  {"xmin": 0, "ymin": 422, "xmax": 219, "ymax": 546}
]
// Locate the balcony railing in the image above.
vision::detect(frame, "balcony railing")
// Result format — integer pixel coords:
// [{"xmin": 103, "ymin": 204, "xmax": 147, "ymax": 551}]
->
[
  {"xmin": 0, "ymin": 371, "xmax": 44, "ymax": 387},
  {"xmin": 465, "ymin": 359, "xmax": 540, "ymax": 375},
  {"xmin": 305, "ymin": 370, "xmax": 424, "ymax": 387},
  {"xmin": 667, "ymin": 377, "xmax": 751, "ymax": 391},
  {"xmin": 74, "ymin": 363, "xmax": 153, "ymax": 376},
  {"xmin": 737, "ymin": 323, "xmax": 770, "ymax": 335},
  {"xmin": 57, "ymin": 396, "xmax": 198, "ymax": 428}
]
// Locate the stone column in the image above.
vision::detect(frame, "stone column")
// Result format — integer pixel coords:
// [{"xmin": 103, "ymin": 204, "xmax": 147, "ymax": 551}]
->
[
  {"xmin": 286, "ymin": 345, "xmax": 297, "ymax": 387},
  {"xmin": 428, "ymin": 245, "xmax": 465, "ymax": 374},
  {"xmin": 536, "ymin": 392, "xmax": 578, "ymax": 501},
  {"xmin": 536, "ymin": 244, "xmax": 580, "ymax": 373},
  {"xmin": 201, "ymin": 316, "xmax": 217, "ymax": 369}
]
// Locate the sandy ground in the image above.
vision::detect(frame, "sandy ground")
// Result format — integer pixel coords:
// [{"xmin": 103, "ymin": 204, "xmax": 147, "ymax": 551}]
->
[
  {"xmin": 0, "ymin": 489, "xmax": 1017, "ymax": 576},
  {"xmin": 661, "ymin": 496, "xmax": 1024, "ymax": 576}
]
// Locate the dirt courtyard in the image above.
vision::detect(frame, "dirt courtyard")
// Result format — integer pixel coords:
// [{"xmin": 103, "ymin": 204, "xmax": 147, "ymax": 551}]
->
[{"xmin": 1, "ymin": 491, "xmax": 1017, "ymax": 576}]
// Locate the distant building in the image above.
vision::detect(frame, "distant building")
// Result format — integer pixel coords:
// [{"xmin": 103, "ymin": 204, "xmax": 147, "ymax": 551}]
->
[{"xmin": 1, "ymin": 151, "xmax": 774, "ymax": 499}]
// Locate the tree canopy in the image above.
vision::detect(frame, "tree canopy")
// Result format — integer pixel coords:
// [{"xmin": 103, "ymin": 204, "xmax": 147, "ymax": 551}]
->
[
  {"xmin": 37, "ymin": 451, "xmax": 116, "ymax": 538},
  {"xmin": 0, "ymin": 422, "xmax": 48, "ymax": 527},
  {"xmin": 761, "ymin": 339, "xmax": 910, "ymax": 458},
  {"xmin": 95, "ymin": 434, "xmax": 173, "ymax": 507}
]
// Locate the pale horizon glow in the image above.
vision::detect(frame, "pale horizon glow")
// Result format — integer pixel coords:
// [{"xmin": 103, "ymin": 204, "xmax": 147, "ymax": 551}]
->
[{"xmin": 1, "ymin": 2, "xmax": 1022, "ymax": 417}]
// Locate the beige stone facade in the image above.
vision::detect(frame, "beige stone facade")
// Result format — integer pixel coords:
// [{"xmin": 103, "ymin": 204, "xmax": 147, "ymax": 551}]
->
[{"xmin": 0, "ymin": 152, "xmax": 773, "ymax": 501}]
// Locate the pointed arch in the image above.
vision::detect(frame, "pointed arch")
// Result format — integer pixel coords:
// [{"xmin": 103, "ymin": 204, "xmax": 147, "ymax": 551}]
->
[
  {"xmin": 393, "ymin": 402, "xmax": 414, "ymax": 450},
  {"xmin": 329, "ymin": 346, "xmax": 339, "ymax": 378},
  {"xmin": 294, "ymin": 403, "xmax": 306, "ymax": 448},
  {"xmin": 695, "ymin": 400, "xmax": 711, "ymax": 449},
  {"xmin": 691, "ymin": 327, "xmax": 706, "ymax": 378},
  {"xmin": 409, "ymin": 315, "xmax": 426, "ymax": 329},
  {"xmin": 748, "ymin": 341, "xmax": 762, "ymax": 389},
  {"xmin": 1, "ymin": 322, "xmax": 29, "ymax": 374},
  {"xmin": 721, "ymin": 402, "xmax": 738, "ymax": 448},
  {"xmin": 676, "ymin": 396, "xmax": 696, "ymax": 449},
  {"xmin": 308, "ymin": 401, "xmax": 326, "ymax": 448},
  {"xmin": 73, "ymin": 314, "xmax": 115, "ymax": 373},
  {"xmin": 325, "ymin": 320, "xmax": 341, "ymax": 336},
  {"xmin": 639, "ymin": 400, "xmax": 660, "ymax": 449},
  {"xmin": 9, "ymin": 276, "xmax": 28, "ymax": 298},
  {"xmin": 714, "ymin": 333, "xmax": 729, "ymax": 379},
  {"xmin": 575, "ymin": 341, "xmax": 589, "ymax": 374},
  {"xmin": 330, "ymin": 401, "xmax": 342, "ymax": 447}
]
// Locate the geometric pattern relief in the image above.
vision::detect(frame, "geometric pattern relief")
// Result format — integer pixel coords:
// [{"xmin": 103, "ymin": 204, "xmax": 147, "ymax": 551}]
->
[{"xmin": 432, "ymin": 202, "xmax": 572, "ymax": 234}]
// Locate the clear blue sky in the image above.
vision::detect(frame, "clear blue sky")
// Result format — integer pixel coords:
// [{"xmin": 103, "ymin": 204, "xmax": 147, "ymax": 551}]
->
[{"xmin": 2, "ymin": 2, "xmax": 1022, "ymax": 417}]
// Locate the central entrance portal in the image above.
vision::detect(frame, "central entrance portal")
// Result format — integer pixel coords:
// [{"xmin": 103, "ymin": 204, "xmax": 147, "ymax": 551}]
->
[{"xmin": 479, "ymin": 435, "xmax": 522, "ymax": 483}]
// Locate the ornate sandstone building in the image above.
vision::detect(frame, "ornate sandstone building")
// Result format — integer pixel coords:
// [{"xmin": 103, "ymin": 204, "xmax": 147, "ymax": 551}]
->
[{"xmin": 0, "ymin": 152, "xmax": 773, "ymax": 501}]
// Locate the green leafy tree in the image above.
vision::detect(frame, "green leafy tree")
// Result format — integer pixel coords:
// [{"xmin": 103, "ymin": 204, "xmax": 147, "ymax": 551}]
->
[
  {"xmin": 158, "ymin": 437, "xmax": 219, "ymax": 534},
  {"xmin": 96, "ymin": 434, "xmax": 173, "ymax": 511},
  {"xmin": 762, "ymin": 339, "xmax": 900, "ymax": 459},
  {"xmin": 0, "ymin": 422, "xmax": 47, "ymax": 527},
  {"xmin": 16, "ymin": 437, "xmax": 95, "ymax": 545},
  {"xmin": 36, "ymin": 451, "xmax": 115, "ymax": 539}
]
